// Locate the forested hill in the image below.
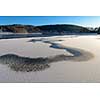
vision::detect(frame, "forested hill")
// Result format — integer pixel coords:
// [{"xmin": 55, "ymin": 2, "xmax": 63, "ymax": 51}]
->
[
  {"xmin": 36, "ymin": 24, "xmax": 93, "ymax": 35},
  {"xmin": 0, "ymin": 24, "xmax": 98, "ymax": 35},
  {"xmin": 37, "ymin": 24, "xmax": 89, "ymax": 32},
  {"xmin": 0, "ymin": 24, "xmax": 40, "ymax": 33}
]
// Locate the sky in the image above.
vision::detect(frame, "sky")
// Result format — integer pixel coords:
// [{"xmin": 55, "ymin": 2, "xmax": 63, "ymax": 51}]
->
[{"xmin": 0, "ymin": 16, "xmax": 100, "ymax": 27}]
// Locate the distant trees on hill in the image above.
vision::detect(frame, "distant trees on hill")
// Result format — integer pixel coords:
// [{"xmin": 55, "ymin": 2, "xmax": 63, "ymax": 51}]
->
[
  {"xmin": 0, "ymin": 24, "xmax": 99, "ymax": 35},
  {"xmin": 37, "ymin": 24, "xmax": 91, "ymax": 33},
  {"xmin": 97, "ymin": 27, "xmax": 100, "ymax": 34},
  {"xmin": 0, "ymin": 25, "xmax": 40, "ymax": 33}
]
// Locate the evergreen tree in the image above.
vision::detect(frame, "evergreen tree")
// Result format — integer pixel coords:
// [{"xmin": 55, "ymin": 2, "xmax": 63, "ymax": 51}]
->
[{"xmin": 97, "ymin": 27, "xmax": 100, "ymax": 34}]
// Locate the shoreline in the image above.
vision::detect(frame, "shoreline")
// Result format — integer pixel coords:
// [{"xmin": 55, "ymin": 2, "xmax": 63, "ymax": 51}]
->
[{"xmin": 0, "ymin": 34, "xmax": 98, "ymax": 40}]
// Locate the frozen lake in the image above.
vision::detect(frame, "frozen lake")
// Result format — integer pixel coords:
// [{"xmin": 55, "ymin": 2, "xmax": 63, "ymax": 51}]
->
[{"xmin": 0, "ymin": 35, "xmax": 99, "ymax": 82}]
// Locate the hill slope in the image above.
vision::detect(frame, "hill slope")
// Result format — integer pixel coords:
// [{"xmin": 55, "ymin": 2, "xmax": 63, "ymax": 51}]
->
[
  {"xmin": 0, "ymin": 24, "xmax": 96, "ymax": 35},
  {"xmin": 37, "ymin": 24, "xmax": 92, "ymax": 35},
  {"xmin": 0, "ymin": 24, "xmax": 40, "ymax": 33}
]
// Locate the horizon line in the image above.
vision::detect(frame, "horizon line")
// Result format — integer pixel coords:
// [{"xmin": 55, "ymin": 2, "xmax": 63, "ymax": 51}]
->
[{"xmin": 0, "ymin": 23, "xmax": 99, "ymax": 28}]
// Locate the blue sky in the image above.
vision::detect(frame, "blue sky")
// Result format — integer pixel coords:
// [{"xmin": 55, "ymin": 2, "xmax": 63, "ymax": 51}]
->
[{"xmin": 0, "ymin": 16, "xmax": 100, "ymax": 27}]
